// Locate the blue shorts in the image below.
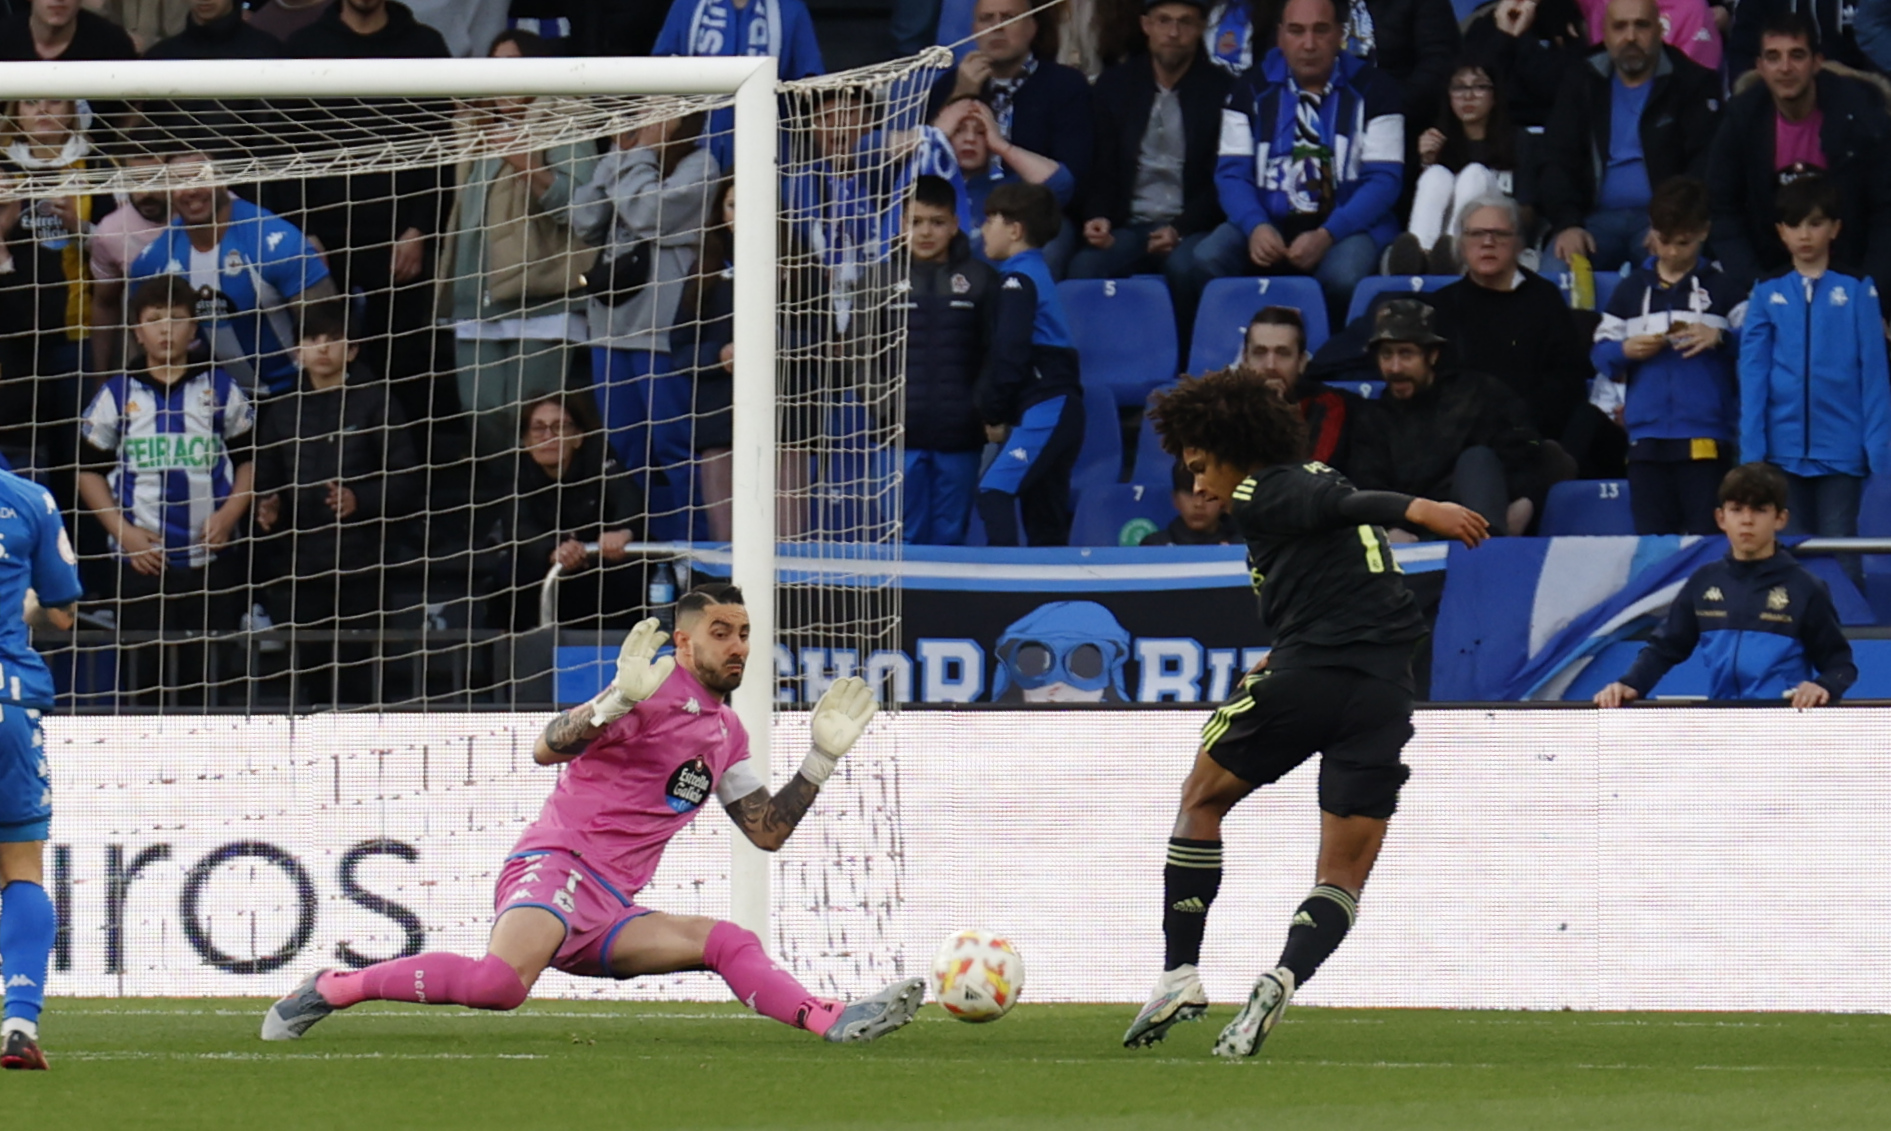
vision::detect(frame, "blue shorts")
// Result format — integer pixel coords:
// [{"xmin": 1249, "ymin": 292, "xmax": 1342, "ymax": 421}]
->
[{"xmin": 0, "ymin": 704, "xmax": 49, "ymax": 843}]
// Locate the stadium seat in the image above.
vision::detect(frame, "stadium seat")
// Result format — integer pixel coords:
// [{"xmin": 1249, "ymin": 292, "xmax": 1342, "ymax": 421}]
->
[
  {"xmin": 1538, "ymin": 479, "xmax": 1635, "ymax": 535},
  {"xmin": 1129, "ymin": 381, "xmax": 1177, "ymax": 483},
  {"xmin": 1593, "ymin": 270, "xmax": 1623, "ymax": 312},
  {"xmin": 1058, "ymin": 279, "xmax": 1179, "ymax": 409},
  {"xmin": 1344, "ymin": 274, "xmax": 1458, "ymax": 324},
  {"xmin": 1187, "ymin": 276, "xmax": 1329, "ymax": 375},
  {"xmin": 937, "ymin": 0, "xmax": 976, "ymax": 56},
  {"xmin": 1069, "ymin": 482, "xmax": 1177, "ymax": 547},
  {"xmin": 1070, "ymin": 387, "xmax": 1127, "ymax": 499}
]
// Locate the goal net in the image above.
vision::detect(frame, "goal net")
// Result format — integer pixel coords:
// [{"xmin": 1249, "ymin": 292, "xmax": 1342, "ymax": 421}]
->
[{"xmin": 2, "ymin": 52, "xmax": 947, "ymax": 995}]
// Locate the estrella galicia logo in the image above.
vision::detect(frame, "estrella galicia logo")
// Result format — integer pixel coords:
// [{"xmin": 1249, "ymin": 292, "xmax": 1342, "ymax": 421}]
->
[{"xmin": 664, "ymin": 758, "xmax": 713, "ymax": 814}]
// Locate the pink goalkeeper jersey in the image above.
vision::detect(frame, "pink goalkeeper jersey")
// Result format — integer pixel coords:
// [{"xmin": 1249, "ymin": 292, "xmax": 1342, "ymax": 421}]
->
[{"xmin": 512, "ymin": 665, "xmax": 754, "ymax": 894}]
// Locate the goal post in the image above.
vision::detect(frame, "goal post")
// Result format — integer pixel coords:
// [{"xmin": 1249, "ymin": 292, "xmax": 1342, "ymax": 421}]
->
[{"xmin": 0, "ymin": 56, "xmax": 782, "ymax": 933}]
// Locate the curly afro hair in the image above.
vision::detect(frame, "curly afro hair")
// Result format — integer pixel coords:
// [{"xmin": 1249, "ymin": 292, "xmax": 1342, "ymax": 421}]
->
[{"xmin": 1148, "ymin": 367, "xmax": 1307, "ymax": 471}]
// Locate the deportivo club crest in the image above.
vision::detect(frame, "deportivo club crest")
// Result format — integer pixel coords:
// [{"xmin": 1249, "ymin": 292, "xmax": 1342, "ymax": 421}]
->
[
  {"xmin": 950, "ymin": 273, "xmax": 970, "ymax": 294},
  {"xmin": 1767, "ymin": 587, "xmax": 1790, "ymax": 611}
]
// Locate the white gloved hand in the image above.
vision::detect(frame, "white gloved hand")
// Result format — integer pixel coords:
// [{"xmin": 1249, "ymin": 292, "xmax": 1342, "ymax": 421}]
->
[
  {"xmin": 800, "ymin": 676, "xmax": 879, "ymax": 785},
  {"xmin": 589, "ymin": 617, "xmax": 675, "ymax": 727}
]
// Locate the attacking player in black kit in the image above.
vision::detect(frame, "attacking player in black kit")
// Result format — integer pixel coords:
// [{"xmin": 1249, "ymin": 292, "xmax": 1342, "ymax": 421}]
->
[{"xmin": 1125, "ymin": 317, "xmax": 1491, "ymax": 1057}]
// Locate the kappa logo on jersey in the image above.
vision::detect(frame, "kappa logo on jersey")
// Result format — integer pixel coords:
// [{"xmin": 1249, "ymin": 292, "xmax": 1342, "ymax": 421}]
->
[
  {"xmin": 1008, "ymin": 447, "xmax": 1028, "ymax": 462},
  {"xmin": 664, "ymin": 757, "xmax": 713, "ymax": 814},
  {"xmin": 1770, "ymin": 291, "xmax": 1789, "ymax": 305},
  {"xmin": 5, "ymin": 975, "xmax": 35, "ymax": 989},
  {"xmin": 1002, "ymin": 277, "xmax": 1023, "ymax": 290},
  {"xmin": 266, "ymin": 230, "xmax": 286, "ymax": 253},
  {"xmin": 682, "ymin": 697, "xmax": 701, "ymax": 715},
  {"xmin": 1704, "ymin": 586, "xmax": 1724, "ymax": 602}
]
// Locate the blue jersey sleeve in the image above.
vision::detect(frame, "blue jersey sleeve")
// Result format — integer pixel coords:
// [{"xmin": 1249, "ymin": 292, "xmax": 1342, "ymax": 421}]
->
[
  {"xmin": 29, "ymin": 487, "xmax": 81, "ymax": 609},
  {"xmin": 258, "ymin": 219, "xmax": 329, "ymax": 300}
]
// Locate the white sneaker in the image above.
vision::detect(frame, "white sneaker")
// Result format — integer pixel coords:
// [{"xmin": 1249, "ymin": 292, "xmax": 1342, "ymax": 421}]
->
[
  {"xmin": 1212, "ymin": 966, "xmax": 1294, "ymax": 1058},
  {"xmin": 1123, "ymin": 965, "xmax": 1209, "ymax": 1048}
]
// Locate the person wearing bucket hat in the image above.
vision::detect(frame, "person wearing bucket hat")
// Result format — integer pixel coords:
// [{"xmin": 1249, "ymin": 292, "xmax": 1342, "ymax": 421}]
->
[{"xmin": 1349, "ymin": 298, "xmax": 1575, "ymax": 535}]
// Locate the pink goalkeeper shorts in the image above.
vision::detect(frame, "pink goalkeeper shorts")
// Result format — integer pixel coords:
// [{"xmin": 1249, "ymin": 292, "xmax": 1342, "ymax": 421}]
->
[{"xmin": 494, "ymin": 850, "xmax": 654, "ymax": 978}]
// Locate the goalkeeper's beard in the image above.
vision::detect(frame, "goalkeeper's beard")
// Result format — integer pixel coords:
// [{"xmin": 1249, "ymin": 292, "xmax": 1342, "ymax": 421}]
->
[{"xmin": 693, "ymin": 656, "xmax": 746, "ymax": 696}]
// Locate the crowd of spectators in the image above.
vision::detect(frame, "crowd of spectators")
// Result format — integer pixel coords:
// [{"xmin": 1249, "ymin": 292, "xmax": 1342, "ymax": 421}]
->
[{"xmin": 6, "ymin": 0, "xmax": 1891, "ymax": 702}]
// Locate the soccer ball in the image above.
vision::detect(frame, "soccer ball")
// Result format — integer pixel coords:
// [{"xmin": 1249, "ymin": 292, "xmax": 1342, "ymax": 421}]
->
[{"xmin": 930, "ymin": 930, "xmax": 1024, "ymax": 1022}]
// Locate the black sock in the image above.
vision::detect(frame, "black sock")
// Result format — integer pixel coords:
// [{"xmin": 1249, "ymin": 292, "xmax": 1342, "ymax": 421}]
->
[
  {"xmin": 1162, "ymin": 838, "xmax": 1222, "ymax": 970},
  {"xmin": 1277, "ymin": 883, "xmax": 1357, "ymax": 986}
]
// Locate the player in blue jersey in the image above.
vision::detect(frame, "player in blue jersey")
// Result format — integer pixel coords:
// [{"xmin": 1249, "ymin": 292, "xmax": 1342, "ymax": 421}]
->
[
  {"xmin": 127, "ymin": 149, "xmax": 336, "ymax": 398},
  {"xmin": 0, "ymin": 467, "xmax": 82, "ymax": 1070}
]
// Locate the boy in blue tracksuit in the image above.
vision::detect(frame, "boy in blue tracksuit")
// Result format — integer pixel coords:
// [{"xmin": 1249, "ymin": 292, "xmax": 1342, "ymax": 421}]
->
[
  {"xmin": 974, "ymin": 182, "xmax": 1085, "ymax": 546},
  {"xmin": 1592, "ymin": 177, "xmax": 1741, "ymax": 535},
  {"xmin": 1595, "ymin": 462, "xmax": 1856, "ymax": 707},
  {"xmin": 1737, "ymin": 175, "xmax": 1891, "ymax": 539}
]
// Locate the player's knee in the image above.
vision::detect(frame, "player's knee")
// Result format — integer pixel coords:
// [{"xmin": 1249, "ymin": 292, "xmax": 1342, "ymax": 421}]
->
[
  {"xmin": 469, "ymin": 954, "xmax": 531, "ymax": 1011},
  {"xmin": 702, "ymin": 919, "xmax": 761, "ymax": 967}
]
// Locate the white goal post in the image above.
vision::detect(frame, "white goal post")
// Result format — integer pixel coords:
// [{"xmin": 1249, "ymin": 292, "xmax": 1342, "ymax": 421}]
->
[{"xmin": 0, "ymin": 56, "xmax": 781, "ymax": 933}]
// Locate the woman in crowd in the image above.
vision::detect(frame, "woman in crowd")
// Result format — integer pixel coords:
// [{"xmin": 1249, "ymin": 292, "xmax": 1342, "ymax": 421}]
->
[
  {"xmin": 484, "ymin": 393, "xmax": 647, "ymax": 632},
  {"xmin": 572, "ymin": 109, "xmax": 717, "ymax": 542},
  {"xmin": 1387, "ymin": 61, "xmax": 1530, "ymax": 275},
  {"xmin": 438, "ymin": 29, "xmax": 598, "ymax": 479}
]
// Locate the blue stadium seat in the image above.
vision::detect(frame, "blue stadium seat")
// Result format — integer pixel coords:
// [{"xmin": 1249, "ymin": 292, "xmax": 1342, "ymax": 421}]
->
[
  {"xmin": 1187, "ymin": 276, "xmax": 1329, "ymax": 375},
  {"xmin": 1129, "ymin": 381, "xmax": 1178, "ymax": 483},
  {"xmin": 1452, "ymin": 0, "xmax": 1488, "ymax": 18},
  {"xmin": 1344, "ymin": 274, "xmax": 1458, "ymax": 324},
  {"xmin": 937, "ymin": 0, "xmax": 976, "ymax": 56},
  {"xmin": 1058, "ymin": 279, "xmax": 1179, "ymax": 409},
  {"xmin": 1593, "ymin": 270, "xmax": 1623, "ymax": 312},
  {"xmin": 1070, "ymin": 388, "xmax": 1126, "ymax": 498},
  {"xmin": 1069, "ymin": 482, "xmax": 1177, "ymax": 547},
  {"xmin": 1538, "ymin": 479, "xmax": 1635, "ymax": 535},
  {"xmin": 1326, "ymin": 379, "xmax": 1385, "ymax": 399}
]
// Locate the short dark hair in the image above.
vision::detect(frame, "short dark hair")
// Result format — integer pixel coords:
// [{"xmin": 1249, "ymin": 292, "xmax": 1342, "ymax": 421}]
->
[
  {"xmin": 1245, "ymin": 305, "xmax": 1307, "ymax": 354},
  {"xmin": 1759, "ymin": 9, "xmax": 1820, "ymax": 53},
  {"xmin": 488, "ymin": 27, "xmax": 550, "ymax": 57},
  {"xmin": 128, "ymin": 275, "xmax": 194, "ymax": 321},
  {"xmin": 910, "ymin": 173, "xmax": 959, "ymax": 215},
  {"xmin": 983, "ymin": 181, "xmax": 1061, "ymax": 248},
  {"xmin": 1149, "ymin": 366, "xmax": 1307, "ymax": 469},
  {"xmin": 1718, "ymin": 462, "xmax": 1790, "ymax": 512},
  {"xmin": 1776, "ymin": 174, "xmax": 1841, "ymax": 226},
  {"xmin": 298, "ymin": 298, "xmax": 352, "ymax": 342},
  {"xmin": 1648, "ymin": 176, "xmax": 1711, "ymax": 237},
  {"xmin": 676, "ymin": 582, "xmax": 746, "ymax": 622}
]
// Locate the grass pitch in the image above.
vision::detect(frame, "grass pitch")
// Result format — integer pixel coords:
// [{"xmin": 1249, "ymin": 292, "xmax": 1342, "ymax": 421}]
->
[{"xmin": 6, "ymin": 999, "xmax": 1888, "ymax": 1129}]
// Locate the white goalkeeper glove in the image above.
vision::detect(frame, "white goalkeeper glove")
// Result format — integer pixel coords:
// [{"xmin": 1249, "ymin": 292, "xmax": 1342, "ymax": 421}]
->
[
  {"xmin": 799, "ymin": 676, "xmax": 878, "ymax": 786},
  {"xmin": 589, "ymin": 617, "xmax": 675, "ymax": 727}
]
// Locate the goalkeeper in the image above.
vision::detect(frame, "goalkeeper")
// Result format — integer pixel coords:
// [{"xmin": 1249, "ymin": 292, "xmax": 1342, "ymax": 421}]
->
[{"xmin": 262, "ymin": 583, "xmax": 922, "ymax": 1044}]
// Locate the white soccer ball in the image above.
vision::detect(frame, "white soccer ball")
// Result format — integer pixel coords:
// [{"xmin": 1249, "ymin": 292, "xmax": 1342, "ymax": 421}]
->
[{"xmin": 930, "ymin": 929, "xmax": 1024, "ymax": 1022}]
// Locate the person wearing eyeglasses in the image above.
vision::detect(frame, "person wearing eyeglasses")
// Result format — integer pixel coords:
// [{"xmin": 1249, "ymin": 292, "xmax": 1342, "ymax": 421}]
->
[
  {"xmin": 1428, "ymin": 195, "xmax": 1600, "ymax": 470},
  {"xmin": 1386, "ymin": 60, "xmax": 1531, "ymax": 275}
]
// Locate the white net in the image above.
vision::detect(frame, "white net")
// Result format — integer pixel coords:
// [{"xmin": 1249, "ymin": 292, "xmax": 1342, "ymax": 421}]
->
[{"xmin": 1, "ymin": 52, "xmax": 947, "ymax": 714}]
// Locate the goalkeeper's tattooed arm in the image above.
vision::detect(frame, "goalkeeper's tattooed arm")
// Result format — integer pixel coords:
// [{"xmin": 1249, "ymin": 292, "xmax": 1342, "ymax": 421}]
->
[
  {"xmin": 725, "ymin": 776, "xmax": 821, "ymax": 852},
  {"xmin": 534, "ymin": 703, "xmax": 604, "ymax": 765}
]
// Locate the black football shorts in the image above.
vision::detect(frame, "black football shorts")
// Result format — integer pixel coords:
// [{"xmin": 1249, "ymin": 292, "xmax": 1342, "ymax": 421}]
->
[{"xmin": 1199, "ymin": 665, "xmax": 1414, "ymax": 819}]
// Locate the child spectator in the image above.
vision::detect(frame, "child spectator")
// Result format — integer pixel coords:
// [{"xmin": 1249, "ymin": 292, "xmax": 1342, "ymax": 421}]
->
[
  {"xmin": 251, "ymin": 299, "xmax": 421, "ymax": 704},
  {"xmin": 1592, "ymin": 176, "xmax": 1741, "ymax": 535},
  {"xmin": 902, "ymin": 175, "xmax": 996, "ymax": 545},
  {"xmin": 1594, "ymin": 461, "xmax": 1855, "ymax": 706},
  {"xmin": 1140, "ymin": 459, "xmax": 1236, "ymax": 545},
  {"xmin": 77, "ymin": 275, "xmax": 254, "ymax": 698},
  {"xmin": 1737, "ymin": 175, "xmax": 1891, "ymax": 540},
  {"xmin": 1388, "ymin": 60, "xmax": 1530, "ymax": 276},
  {"xmin": 974, "ymin": 182, "xmax": 1084, "ymax": 546},
  {"xmin": 935, "ymin": 94, "xmax": 1074, "ymax": 268}
]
